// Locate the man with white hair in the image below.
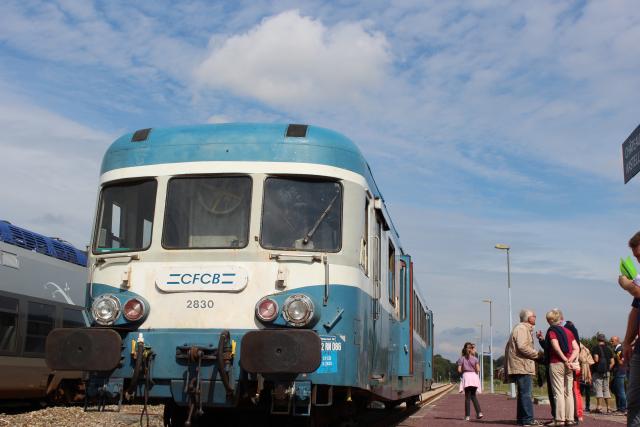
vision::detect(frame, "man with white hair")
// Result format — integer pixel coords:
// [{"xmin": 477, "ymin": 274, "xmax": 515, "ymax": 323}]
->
[{"xmin": 504, "ymin": 309, "xmax": 543, "ymax": 426}]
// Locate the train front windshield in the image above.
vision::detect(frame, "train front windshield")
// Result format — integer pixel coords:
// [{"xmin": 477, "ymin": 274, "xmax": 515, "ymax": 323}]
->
[
  {"xmin": 163, "ymin": 176, "xmax": 252, "ymax": 249},
  {"xmin": 260, "ymin": 177, "xmax": 342, "ymax": 252},
  {"xmin": 92, "ymin": 175, "xmax": 342, "ymax": 253}
]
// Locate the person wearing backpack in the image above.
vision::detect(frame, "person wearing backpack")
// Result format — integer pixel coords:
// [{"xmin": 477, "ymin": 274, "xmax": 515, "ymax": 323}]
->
[{"xmin": 591, "ymin": 333, "xmax": 615, "ymax": 414}]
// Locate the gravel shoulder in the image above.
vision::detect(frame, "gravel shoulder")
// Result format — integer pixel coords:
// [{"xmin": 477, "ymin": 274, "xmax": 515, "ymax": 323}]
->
[{"xmin": 0, "ymin": 405, "xmax": 164, "ymax": 427}]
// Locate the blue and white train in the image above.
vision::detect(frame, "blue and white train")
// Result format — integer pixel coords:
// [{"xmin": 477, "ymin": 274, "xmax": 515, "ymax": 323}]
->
[
  {"xmin": 0, "ymin": 220, "xmax": 87, "ymax": 402},
  {"xmin": 45, "ymin": 124, "xmax": 434, "ymax": 424}
]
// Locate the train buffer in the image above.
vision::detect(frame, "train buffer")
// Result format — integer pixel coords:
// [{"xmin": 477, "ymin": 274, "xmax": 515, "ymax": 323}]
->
[{"xmin": 404, "ymin": 389, "xmax": 624, "ymax": 426}]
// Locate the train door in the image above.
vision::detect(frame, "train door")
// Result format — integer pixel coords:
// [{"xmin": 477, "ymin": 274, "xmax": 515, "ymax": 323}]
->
[
  {"xmin": 369, "ymin": 212, "xmax": 382, "ymax": 377},
  {"xmin": 424, "ymin": 309, "xmax": 434, "ymax": 386},
  {"xmin": 397, "ymin": 255, "xmax": 412, "ymax": 376}
]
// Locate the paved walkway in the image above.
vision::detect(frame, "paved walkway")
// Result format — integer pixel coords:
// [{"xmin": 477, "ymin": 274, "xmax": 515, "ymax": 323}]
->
[{"xmin": 398, "ymin": 391, "xmax": 625, "ymax": 426}]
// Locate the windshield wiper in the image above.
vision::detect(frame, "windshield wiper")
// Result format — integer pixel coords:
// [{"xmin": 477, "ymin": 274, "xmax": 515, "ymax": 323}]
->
[{"xmin": 301, "ymin": 192, "xmax": 339, "ymax": 245}]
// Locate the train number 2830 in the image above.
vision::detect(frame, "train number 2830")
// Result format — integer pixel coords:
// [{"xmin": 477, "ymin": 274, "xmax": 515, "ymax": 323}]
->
[{"xmin": 186, "ymin": 299, "xmax": 215, "ymax": 309}]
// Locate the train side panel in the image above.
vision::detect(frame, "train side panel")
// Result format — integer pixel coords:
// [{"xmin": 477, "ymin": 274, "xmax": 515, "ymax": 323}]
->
[{"xmin": 0, "ymin": 232, "xmax": 87, "ymax": 401}]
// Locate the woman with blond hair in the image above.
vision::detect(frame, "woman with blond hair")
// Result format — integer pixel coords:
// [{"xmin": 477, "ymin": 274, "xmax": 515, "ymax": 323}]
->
[
  {"xmin": 543, "ymin": 309, "xmax": 580, "ymax": 426},
  {"xmin": 457, "ymin": 342, "xmax": 483, "ymax": 421}
]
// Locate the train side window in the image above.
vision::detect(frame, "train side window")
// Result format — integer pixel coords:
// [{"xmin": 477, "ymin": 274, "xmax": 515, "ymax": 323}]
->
[
  {"xmin": 24, "ymin": 301, "xmax": 55, "ymax": 354},
  {"xmin": 388, "ymin": 242, "xmax": 395, "ymax": 306},
  {"xmin": 63, "ymin": 308, "xmax": 86, "ymax": 328},
  {"xmin": 94, "ymin": 179, "xmax": 157, "ymax": 253},
  {"xmin": 0, "ymin": 296, "xmax": 19, "ymax": 353}
]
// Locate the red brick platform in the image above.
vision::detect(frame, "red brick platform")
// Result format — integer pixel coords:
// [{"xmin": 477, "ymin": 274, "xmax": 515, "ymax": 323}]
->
[{"xmin": 399, "ymin": 391, "xmax": 625, "ymax": 426}]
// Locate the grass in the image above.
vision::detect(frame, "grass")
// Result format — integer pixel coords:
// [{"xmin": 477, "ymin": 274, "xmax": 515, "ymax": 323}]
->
[{"xmin": 481, "ymin": 381, "xmax": 547, "ymax": 396}]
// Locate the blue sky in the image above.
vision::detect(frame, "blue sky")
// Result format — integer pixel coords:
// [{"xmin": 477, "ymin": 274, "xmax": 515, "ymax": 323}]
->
[{"xmin": 1, "ymin": 0, "xmax": 639, "ymax": 361}]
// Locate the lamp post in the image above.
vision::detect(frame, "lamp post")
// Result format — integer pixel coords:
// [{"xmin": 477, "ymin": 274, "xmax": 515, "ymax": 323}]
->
[
  {"xmin": 495, "ymin": 243, "xmax": 515, "ymax": 398},
  {"xmin": 483, "ymin": 299, "xmax": 494, "ymax": 394}
]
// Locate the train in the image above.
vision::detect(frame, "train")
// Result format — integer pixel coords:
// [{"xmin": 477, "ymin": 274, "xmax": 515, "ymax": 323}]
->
[
  {"xmin": 0, "ymin": 220, "xmax": 88, "ymax": 402},
  {"xmin": 45, "ymin": 123, "xmax": 434, "ymax": 425}
]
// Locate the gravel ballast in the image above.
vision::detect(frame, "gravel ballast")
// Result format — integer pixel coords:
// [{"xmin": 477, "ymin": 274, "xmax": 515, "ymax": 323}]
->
[{"xmin": 0, "ymin": 405, "xmax": 164, "ymax": 427}]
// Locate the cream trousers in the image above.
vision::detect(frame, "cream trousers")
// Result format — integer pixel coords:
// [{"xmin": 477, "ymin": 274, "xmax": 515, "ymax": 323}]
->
[{"xmin": 550, "ymin": 362, "xmax": 574, "ymax": 422}]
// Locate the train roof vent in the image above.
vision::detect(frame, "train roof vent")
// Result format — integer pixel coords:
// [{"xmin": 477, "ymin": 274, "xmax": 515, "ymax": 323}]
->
[
  {"xmin": 286, "ymin": 124, "xmax": 308, "ymax": 138},
  {"xmin": 51, "ymin": 239, "xmax": 79, "ymax": 264},
  {"xmin": 131, "ymin": 128, "xmax": 152, "ymax": 142},
  {"xmin": 0, "ymin": 222, "xmax": 87, "ymax": 267}
]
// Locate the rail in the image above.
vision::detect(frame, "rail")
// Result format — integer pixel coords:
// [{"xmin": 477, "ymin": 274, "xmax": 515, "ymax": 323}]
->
[{"xmin": 367, "ymin": 383, "xmax": 456, "ymax": 427}]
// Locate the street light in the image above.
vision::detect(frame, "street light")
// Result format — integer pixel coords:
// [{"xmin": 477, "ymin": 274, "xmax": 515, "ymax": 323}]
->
[
  {"xmin": 495, "ymin": 243, "xmax": 515, "ymax": 398},
  {"xmin": 483, "ymin": 299, "xmax": 494, "ymax": 394}
]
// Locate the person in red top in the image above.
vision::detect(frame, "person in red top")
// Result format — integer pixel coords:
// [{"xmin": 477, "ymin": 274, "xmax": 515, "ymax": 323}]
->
[{"xmin": 544, "ymin": 308, "xmax": 579, "ymax": 426}]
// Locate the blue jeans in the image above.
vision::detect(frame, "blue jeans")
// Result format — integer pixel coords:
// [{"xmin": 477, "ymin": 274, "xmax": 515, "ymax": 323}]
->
[
  {"xmin": 612, "ymin": 374, "xmax": 627, "ymax": 411},
  {"xmin": 628, "ymin": 353, "xmax": 640, "ymax": 426},
  {"xmin": 512, "ymin": 374, "xmax": 534, "ymax": 424}
]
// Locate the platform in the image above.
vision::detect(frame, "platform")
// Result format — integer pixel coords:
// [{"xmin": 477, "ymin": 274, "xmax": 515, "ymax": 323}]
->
[{"xmin": 400, "ymin": 390, "xmax": 625, "ymax": 426}]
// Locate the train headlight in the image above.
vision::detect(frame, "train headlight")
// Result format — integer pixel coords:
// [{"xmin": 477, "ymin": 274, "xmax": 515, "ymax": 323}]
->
[
  {"xmin": 123, "ymin": 298, "xmax": 146, "ymax": 322},
  {"xmin": 282, "ymin": 294, "xmax": 314, "ymax": 327},
  {"xmin": 256, "ymin": 297, "xmax": 279, "ymax": 323},
  {"xmin": 91, "ymin": 294, "xmax": 121, "ymax": 325}
]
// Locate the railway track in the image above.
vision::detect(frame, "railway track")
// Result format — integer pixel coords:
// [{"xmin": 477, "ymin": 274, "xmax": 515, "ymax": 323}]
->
[
  {"xmin": 362, "ymin": 383, "xmax": 455, "ymax": 427},
  {"xmin": 0, "ymin": 385, "xmax": 455, "ymax": 427}
]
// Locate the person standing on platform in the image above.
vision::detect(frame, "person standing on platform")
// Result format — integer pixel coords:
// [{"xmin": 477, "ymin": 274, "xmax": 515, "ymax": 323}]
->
[
  {"xmin": 563, "ymin": 320, "xmax": 584, "ymax": 422},
  {"xmin": 591, "ymin": 333, "xmax": 615, "ymax": 413},
  {"xmin": 577, "ymin": 334, "xmax": 595, "ymax": 417},
  {"xmin": 544, "ymin": 309, "xmax": 579, "ymax": 426},
  {"xmin": 610, "ymin": 335, "xmax": 627, "ymax": 414},
  {"xmin": 457, "ymin": 342, "xmax": 484, "ymax": 421},
  {"xmin": 536, "ymin": 329, "xmax": 557, "ymax": 420},
  {"xmin": 616, "ymin": 230, "xmax": 640, "ymax": 426},
  {"xmin": 504, "ymin": 309, "xmax": 544, "ymax": 426}
]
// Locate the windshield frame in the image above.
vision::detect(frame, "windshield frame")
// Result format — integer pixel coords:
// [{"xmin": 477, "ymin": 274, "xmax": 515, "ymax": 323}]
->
[
  {"xmin": 161, "ymin": 174, "xmax": 253, "ymax": 250},
  {"xmin": 259, "ymin": 175, "xmax": 343, "ymax": 253},
  {"xmin": 92, "ymin": 177, "xmax": 158, "ymax": 255}
]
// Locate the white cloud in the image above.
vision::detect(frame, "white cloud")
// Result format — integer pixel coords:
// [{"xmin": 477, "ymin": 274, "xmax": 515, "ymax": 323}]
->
[
  {"xmin": 0, "ymin": 90, "xmax": 113, "ymax": 247},
  {"xmin": 206, "ymin": 114, "xmax": 231, "ymax": 124},
  {"xmin": 0, "ymin": 1, "xmax": 202, "ymax": 84},
  {"xmin": 194, "ymin": 10, "xmax": 391, "ymax": 109}
]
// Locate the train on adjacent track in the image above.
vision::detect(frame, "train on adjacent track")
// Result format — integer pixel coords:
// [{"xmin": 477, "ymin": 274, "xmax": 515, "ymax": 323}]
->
[
  {"xmin": 45, "ymin": 123, "xmax": 434, "ymax": 425},
  {"xmin": 0, "ymin": 220, "xmax": 88, "ymax": 402}
]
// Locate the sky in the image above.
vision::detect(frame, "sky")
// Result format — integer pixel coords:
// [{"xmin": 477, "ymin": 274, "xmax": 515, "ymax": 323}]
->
[{"xmin": 1, "ymin": 0, "xmax": 639, "ymax": 362}]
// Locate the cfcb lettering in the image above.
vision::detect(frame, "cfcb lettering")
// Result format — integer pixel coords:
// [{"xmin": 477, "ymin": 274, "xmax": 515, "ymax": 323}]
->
[{"xmin": 179, "ymin": 273, "xmax": 221, "ymax": 285}]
